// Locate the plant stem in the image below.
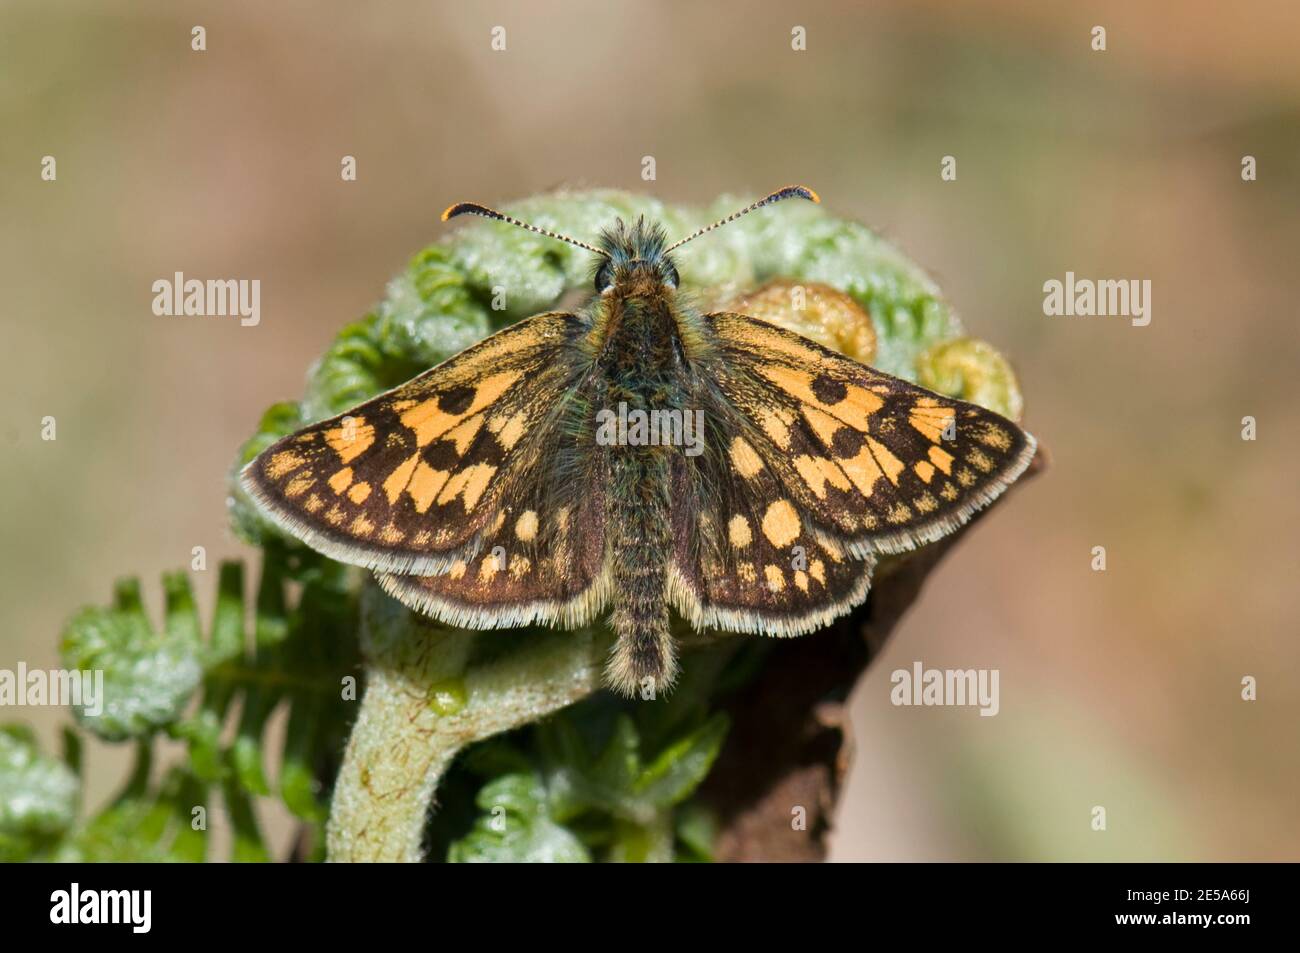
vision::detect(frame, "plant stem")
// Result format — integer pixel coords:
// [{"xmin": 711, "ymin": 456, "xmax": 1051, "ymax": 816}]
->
[{"xmin": 326, "ymin": 588, "xmax": 607, "ymax": 862}]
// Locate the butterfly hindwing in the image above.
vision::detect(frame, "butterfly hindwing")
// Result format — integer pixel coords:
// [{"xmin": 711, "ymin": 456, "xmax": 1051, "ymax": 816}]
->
[
  {"xmin": 668, "ymin": 442, "xmax": 875, "ymax": 637},
  {"xmin": 703, "ymin": 311, "xmax": 1036, "ymax": 557},
  {"xmin": 241, "ymin": 311, "xmax": 590, "ymax": 575},
  {"xmin": 377, "ymin": 427, "xmax": 613, "ymax": 630}
]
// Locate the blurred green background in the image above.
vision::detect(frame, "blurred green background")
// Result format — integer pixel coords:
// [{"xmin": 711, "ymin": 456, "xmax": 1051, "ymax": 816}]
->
[{"xmin": 2, "ymin": 0, "xmax": 1297, "ymax": 860}]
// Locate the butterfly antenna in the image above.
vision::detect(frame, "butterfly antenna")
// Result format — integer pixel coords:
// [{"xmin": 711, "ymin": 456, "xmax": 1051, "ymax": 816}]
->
[
  {"xmin": 664, "ymin": 185, "xmax": 820, "ymax": 253},
  {"xmin": 442, "ymin": 201, "xmax": 610, "ymax": 257}
]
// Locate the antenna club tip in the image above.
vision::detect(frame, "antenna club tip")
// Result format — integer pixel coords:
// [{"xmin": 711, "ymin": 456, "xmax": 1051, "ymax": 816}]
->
[
  {"xmin": 440, "ymin": 203, "xmax": 461, "ymax": 222},
  {"xmin": 773, "ymin": 185, "xmax": 819, "ymax": 205}
]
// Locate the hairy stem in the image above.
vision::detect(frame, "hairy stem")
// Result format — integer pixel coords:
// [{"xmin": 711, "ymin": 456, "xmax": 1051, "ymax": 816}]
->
[{"xmin": 326, "ymin": 585, "xmax": 607, "ymax": 862}]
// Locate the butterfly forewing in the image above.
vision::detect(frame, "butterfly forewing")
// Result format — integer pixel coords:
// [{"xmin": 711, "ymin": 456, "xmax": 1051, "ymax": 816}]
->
[
  {"xmin": 241, "ymin": 311, "xmax": 591, "ymax": 575},
  {"xmin": 704, "ymin": 311, "xmax": 1036, "ymax": 558}
]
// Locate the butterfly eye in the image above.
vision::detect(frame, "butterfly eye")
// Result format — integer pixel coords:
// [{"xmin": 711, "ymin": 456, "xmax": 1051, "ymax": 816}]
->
[{"xmin": 594, "ymin": 260, "xmax": 614, "ymax": 293}]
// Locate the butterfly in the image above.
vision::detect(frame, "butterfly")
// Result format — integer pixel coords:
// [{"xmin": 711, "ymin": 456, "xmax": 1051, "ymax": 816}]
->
[{"xmin": 241, "ymin": 186, "xmax": 1036, "ymax": 697}]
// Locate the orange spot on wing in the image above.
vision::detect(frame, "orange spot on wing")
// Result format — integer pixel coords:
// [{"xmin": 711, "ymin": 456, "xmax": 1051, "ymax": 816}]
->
[
  {"xmin": 756, "ymin": 365, "xmax": 883, "ymax": 431},
  {"xmin": 793, "ymin": 455, "xmax": 852, "ymax": 498},
  {"xmin": 488, "ymin": 411, "xmax": 528, "ymax": 450},
  {"xmin": 328, "ymin": 468, "xmax": 353, "ymax": 494},
  {"xmin": 515, "ymin": 510, "xmax": 539, "ymax": 542},
  {"xmin": 443, "ymin": 413, "xmax": 485, "ymax": 456},
  {"xmin": 399, "ymin": 371, "xmax": 521, "ymax": 447},
  {"xmin": 436, "ymin": 463, "xmax": 496, "ymax": 513},
  {"xmin": 762, "ymin": 499, "xmax": 800, "ymax": 547},
  {"xmin": 728, "ymin": 514, "xmax": 753, "ymax": 548},
  {"xmin": 838, "ymin": 446, "xmax": 882, "ymax": 496},
  {"xmin": 266, "ymin": 451, "xmax": 306, "ymax": 479},
  {"xmin": 384, "ymin": 452, "xmax": 421, "ymax": 504},
  {"xmin": 729, "ymin": 437, "xmax": 764, "ymax": 478},
  {"xmin": 928, "ymin": 445, "xmax": 954, "ymax": 475},
  {"xmin": 407, "ymin": 462, "xmax": 450, "ymax": 514},
  {"xmin": 866, "ymin": 437, "xmax": 905, "ymax": 486},
  {"xmin": 909, "ymin": 399, "xmax": 956, "ymax": 443},
  {"xmin": 285, "ymin": 473, "xmax": 315, "ymax": 498},
  {"xmin": 758, "ymin": 408, "xmax": 793, "ymax": 450},
  {"xmin": 326, "ymin": 417, "xmax": 374, "ymax": 463},
  {"xmin": 978, "ymin": 425, "xmax": 1012, "ymax": 451}
]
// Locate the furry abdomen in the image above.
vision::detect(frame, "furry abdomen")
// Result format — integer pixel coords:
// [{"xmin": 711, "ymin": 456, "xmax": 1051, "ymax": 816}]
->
[{"xmin": 605, "ymin": 450, "xmax": 675, "ymax": 695}]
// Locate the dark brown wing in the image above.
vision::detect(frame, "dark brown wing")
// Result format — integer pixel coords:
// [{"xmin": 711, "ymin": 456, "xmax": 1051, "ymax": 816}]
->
[{"xmin": 702, "ymin": 311, "xmax": 1036, "ymax": 558}]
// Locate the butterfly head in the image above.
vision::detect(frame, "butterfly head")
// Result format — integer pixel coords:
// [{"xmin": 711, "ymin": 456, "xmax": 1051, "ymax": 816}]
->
[
  {"xmin": 593, "ymin": 217, "xmax": 677, "ymax": 296},
  {"xmin": 442, "ymin": 185, "xmax": 819, "ymax": 298}
]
